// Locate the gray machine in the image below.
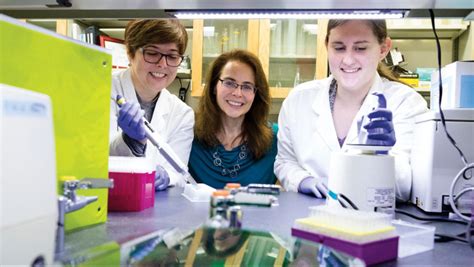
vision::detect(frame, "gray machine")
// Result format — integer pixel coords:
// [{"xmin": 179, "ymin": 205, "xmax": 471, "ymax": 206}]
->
[{"xmin": 411, "ymin": 109, "xmax": 474, "ymax": 213}]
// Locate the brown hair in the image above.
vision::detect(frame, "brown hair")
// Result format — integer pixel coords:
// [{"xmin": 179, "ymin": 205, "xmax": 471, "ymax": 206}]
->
[
  {"xmin": 124, "ymin": 19, "xmax": 188, "ymax": 58},
  {"xmin": 195, "ymin": 49, "xmax": 273, "ymax": 159},
  {"xmin": 325, "ymin": 19, "xmax": 399, "ymax": 82}
]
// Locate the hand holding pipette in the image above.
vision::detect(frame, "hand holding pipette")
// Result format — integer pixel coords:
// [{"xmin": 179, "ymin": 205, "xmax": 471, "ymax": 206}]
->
[
  {"xmin": 357, "ymin": 93, "xmax": 396, "ymax": 147},
  {"xmin": 363, "ymin": 93, "xmax": 396, "ymax": 146},
  {"xmin": 114, "ymin": 95, "xmax": 197, "ymax": 185},
  {"xmin": 117, "ymin": 101, "xmax": 147, "ymax": 142}
]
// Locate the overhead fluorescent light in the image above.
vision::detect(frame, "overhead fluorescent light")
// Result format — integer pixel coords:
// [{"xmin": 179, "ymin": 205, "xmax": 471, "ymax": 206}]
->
[
  {"xmin": 26, "ymin": 19, "xmax": 58, "ymax": 22},
  {"xmin": 169, "ymin": 9, "xmax": 407, "ymax": 20}
]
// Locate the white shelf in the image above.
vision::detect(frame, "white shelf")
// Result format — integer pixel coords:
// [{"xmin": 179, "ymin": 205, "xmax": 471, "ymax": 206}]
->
[
  {"xmin": 387, "ymin": 18, "xmax": 468, "ymax": 39},
  {"xmin": 270, "ymin": 54, "xmax": 316, "ymax": 59},
  {"xmin": 177, "ymin": 69, "xmax": 191, "ymax": 79},
  {"xmin": 415, "ymin": 88, "xmax": 431, "ymax": 93},
  {"xmin": 387, "ymin": 19, "xmax": 468, "ymax": 30}
]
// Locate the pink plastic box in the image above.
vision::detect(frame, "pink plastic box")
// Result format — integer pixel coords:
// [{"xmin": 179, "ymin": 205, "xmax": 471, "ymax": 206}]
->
[{"xmin": 108, "ymin": 156, "xmax": 155, "ymax": 212}]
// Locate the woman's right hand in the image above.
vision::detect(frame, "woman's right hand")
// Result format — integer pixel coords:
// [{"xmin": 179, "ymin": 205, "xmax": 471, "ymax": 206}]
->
[
  {"xmin": 364, "ymin": 108, "xmax": 396, "ymax": 146},
  {"xmin": 117, "ymin": 102, "xmax": 147, "ymax": 142}
]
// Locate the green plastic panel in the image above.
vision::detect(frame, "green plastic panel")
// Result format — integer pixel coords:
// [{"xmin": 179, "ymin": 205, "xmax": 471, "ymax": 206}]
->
[
  {"xmin": 0, "ymin": 15, "xmax": 112, "ymax": 231},
  {"xmin": 77, "ymin": 242, "xmax": 120, "ymax": 267}
]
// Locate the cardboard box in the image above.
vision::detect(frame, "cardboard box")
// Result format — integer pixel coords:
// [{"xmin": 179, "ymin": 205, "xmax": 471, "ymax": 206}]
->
[
  {"xmin": 430, "ymin": 61, "xmax": 474, "ymax": 110},
  {"xmin": 398, "ymin": 73, "xmax": 419, "ymax": 88}
]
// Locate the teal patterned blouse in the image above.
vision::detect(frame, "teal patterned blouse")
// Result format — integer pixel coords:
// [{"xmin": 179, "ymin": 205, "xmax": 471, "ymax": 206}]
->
[{"xmin": 188, "ymin": 124, "xmax": 278, "ymax": 189}]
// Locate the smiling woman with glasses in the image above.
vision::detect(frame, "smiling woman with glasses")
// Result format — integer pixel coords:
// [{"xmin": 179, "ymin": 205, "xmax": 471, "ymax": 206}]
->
[
  {"xmin": 141, "ymin": 47, "xmax": 185, "ymax": 67},
  {"xmin": 188, "ymin": 49, "xmax": 278, "ymax": 189},
  {"xmin": 109, "ymin": 19, "xmax": 194, "ymax": 191},
  {"xmin": 218, "ymin": 78, "xmax": 257, "ymax": 95}
]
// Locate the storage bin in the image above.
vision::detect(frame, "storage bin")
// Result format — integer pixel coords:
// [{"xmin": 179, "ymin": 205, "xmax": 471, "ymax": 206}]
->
[
  {"xmin": 392, "ymin": 219, "xmax": 435, "ymax": 258},
  {"xmin": 108, "ymin": 156, "xmax": 155, "ymax": 212}
]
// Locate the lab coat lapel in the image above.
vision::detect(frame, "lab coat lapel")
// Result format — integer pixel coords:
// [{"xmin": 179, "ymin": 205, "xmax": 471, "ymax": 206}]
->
[
  {"xmin": 121, "ymin": 70, "xmax": 139, "ymax": 103},
  {"xmin": 344, "ymin": 74, "xmax": 384, "ymax": 146},
  {"xmin": 312, "ymin": 78, "xmax": 340, "ymax": 152},
  {"xmin": 151, "ymin": 89, "xmax": 171, "ymax": 135}
]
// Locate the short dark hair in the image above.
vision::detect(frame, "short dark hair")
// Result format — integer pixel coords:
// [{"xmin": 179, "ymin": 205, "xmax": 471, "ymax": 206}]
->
[{"xmin": 124, "ymin": 19, "xmax": 188, "ymax": 59}]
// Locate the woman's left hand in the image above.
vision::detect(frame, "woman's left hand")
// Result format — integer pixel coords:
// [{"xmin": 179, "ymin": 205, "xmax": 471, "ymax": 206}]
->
[{"xmin": 155, "ymin": 165, "xmax": 170, "ymax": 191}]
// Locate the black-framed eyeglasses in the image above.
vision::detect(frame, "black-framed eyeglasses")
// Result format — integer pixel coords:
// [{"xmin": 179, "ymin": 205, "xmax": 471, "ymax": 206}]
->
[
  {"xmin": 219, "ymin": 79, "xmax": 257, "ymax": 94},
  {"xmin": 140, "ymin": 47, "xmax": 185, "ymax": 67}
]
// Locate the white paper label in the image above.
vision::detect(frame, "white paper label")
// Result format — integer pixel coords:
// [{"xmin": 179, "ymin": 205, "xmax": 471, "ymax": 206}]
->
[{"xmin": 367, "ymin": 187, "xmax": 395, "ymax": 207}]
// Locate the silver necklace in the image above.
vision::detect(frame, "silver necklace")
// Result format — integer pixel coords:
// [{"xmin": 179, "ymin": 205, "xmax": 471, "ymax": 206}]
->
[{"xmin": 213, "ymin": 144, "xmax": 248, "ymax": 178}]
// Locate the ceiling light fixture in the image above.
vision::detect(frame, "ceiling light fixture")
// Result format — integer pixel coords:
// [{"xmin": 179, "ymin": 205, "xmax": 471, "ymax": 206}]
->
[{"xmin": 169, "ymin": 9, "xmax": 408, "ymax": 20}]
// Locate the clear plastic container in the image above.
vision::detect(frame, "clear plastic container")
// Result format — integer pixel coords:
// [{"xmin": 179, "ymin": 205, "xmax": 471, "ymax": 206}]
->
[
  {"xmin": 392, "ymin": 219, "xmax": 435, "ymax": 258},
  {"xmin": 182, "ymin": 183, "xmax": 216, "ymax": 202}
]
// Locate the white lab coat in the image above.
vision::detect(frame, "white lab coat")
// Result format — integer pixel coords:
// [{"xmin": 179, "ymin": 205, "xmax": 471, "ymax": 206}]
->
[
  {"xmin": 109, "ymin": 69, "xmax": 194, "ymax": 187},
  {"xmin": 275, "ymin": 74, "xmax": 428, "ymax": 201}
]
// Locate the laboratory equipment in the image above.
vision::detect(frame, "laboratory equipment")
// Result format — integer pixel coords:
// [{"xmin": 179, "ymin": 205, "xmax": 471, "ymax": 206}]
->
[
  {"xmin": 430, "ymin": 61, "xmax": 474, "ymax": 111},
  {"xmin": 411, "ymin": 109, "xmax": 474, "ymax": 213},
  {"xmin": 108, "ymin": 156, "xmax": 156, "ymax": 211},
  {"xmin": 207, "ymin": 188, "xmax": 279, "ymax": 229},
  {"xmin": 327, "ymin": 93, "xmax": 396, "ymax": 212},
  {"xmin": 2, "ymin": 14, "xmax": 113, "ymax": 231},
  {"xmin": 222, "ymin": 183, "xmax": 280, "ymax": 205},
  {"xmin": 226, "ymin": 183, "xmax": 281, "ymax": 195},
  {"xmin": 358, "ymin": 92, "xmax": 395, "ymax": 147},
  {"xmin": 114, "ymin": 95, "xmax": 223, "ymax": 203},
  {"xmin": 114, "ymin": 95, "xmax": 197, "ymax": 185},
  {"xmin": 56, "ymin": 177, "xmax": 113, "ymax": 259},
  {"xmin": 0, "ymin": 84, "xmax": 57, "ymax": 265},
  {"xmin": 327, "ymin": 144, "xmax": 396, "ymax": 212},
  {"xmin": 392, "ymin": 219, "xmax": 435, "ymax": 258},
  {"xmin": 292, "ymin": 205, "xmax": 398, "ymax": 265},
  {"xmin": 182, "ymin": 183, "xmax": 216, "ymax": 202}
]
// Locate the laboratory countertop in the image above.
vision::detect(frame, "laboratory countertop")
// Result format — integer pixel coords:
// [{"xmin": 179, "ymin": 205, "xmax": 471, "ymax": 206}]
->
[{"xmin": 63, "ymin": 187, "xmax": 473, "ymax": 266}]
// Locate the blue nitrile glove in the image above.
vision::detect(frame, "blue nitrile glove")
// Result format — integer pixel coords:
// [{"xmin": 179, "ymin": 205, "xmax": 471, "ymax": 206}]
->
[
  {"xmin": 298, "ymin": 177, "xmax": 328, "ymax": 198},
  {"xmin": 117, "ymin": 102, "xmax": 147, "ymax": 141},
  {"xmin": 155, "ymin": 165, "xmax": 170, "ymax": 191},
  {"xmin": 363, "ymin": 108, "xmax": 396, "ymax": 146}
]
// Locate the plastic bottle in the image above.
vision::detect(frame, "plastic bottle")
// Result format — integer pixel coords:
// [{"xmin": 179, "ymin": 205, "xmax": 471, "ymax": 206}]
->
[
  {"xmin": 224, "ymin": 183, "xmax": 241, "ymax": 195},
  {"xmin": 209, "ymin": 190, "xmax": 231, "ymax": 219},
  {"xmin": 293, "ymin": 66, "xmax": 301, "ymax": 87},
  {"xmin": 221, "ymin": 28, "xmax": 229, "ymax": 53}
]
